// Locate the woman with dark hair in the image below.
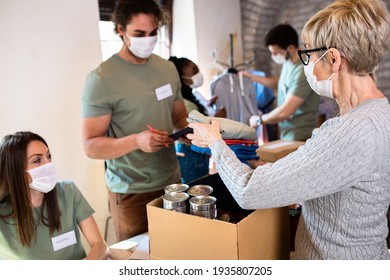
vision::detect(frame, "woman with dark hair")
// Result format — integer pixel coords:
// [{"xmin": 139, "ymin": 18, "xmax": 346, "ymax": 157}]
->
[
  {"xmin": 168, "ymin": 56, "xmax": 211, "ymax": 183},
  {"xmin": 168, "ymin": 56, "xmax": 208, "ymax": 114},
  {"xmin": 0, "ymin": 131, "xmax": 108, "ymax": 259}
]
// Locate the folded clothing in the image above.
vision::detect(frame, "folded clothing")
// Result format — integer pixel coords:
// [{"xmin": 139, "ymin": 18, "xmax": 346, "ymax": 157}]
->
[
  {"xmin": 224, "ymin": 139, "xmax": 258, "ymax": 146},
  {"xmin": 229, "ymin": 144, "xmax": 259, "ymax": 160},
  {"xmin": 187, "ymin": 110, "xmax": 257, "ymax": 141},
  {"xmin": 191, "ymin": 141, "xmax": 259, "ymax": 163}
]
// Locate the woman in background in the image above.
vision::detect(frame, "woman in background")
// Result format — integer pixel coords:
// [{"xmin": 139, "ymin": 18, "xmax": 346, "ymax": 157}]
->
[
  {"xmin": 0, "ymin": 131, "xmax": 108, "ymax": 259},
  {"xmin": 187, "ymin": 0, "xmax": 390, "ymax": 259},
  {"xmin": 169, "ymin": 56, "xmax": 213, "ymax": 183}
]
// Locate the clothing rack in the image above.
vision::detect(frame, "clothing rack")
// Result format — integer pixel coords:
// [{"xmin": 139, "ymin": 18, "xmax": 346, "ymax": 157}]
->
[
  {"xmin": 227, "ymin": 33, "xmax": 238, "ymax": 74},
  {"xmin": 209, "ymin": 34, "xmax": 256, "ymax": 74}
]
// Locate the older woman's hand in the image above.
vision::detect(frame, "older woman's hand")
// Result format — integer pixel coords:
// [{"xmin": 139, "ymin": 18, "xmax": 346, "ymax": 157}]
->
[{"xmin": 187, "ymin": 120, "xmax": 223, "ymax": 148}]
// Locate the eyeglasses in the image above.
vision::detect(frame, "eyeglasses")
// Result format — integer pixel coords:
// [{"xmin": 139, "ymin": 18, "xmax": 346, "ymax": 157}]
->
[{"xmin": 298, "ymin": 47, "xmax": 328, "ymax": 66}]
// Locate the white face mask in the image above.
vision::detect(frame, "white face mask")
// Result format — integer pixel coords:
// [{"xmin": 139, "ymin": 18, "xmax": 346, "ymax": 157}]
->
[
  {"xmin": 27, "ymin": 162, "xmax": 58, "ymax": 193},
  {"xmin": 188, "ymin": 72, "xmax": 204, "ymax": 88},
  {"xmin": 127, "ymin": 35, "xmax": 158, "ymax": 58},
  {"xmin": 304, "ymin": 50, "xmax": 335, "ymax": 99},
  {"xmin": 271, "ymin": 53, "xmax": 286, "ymax": 65}
]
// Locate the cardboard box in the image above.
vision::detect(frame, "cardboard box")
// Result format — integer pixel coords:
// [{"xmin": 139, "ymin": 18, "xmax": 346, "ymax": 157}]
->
[
  {"xmin": 147, "ymin": 174, "xmax": 289, "ymax": 260},
  {"xmin": 257, "ymin": 140, "xmax": 305, "ymax": 162}
]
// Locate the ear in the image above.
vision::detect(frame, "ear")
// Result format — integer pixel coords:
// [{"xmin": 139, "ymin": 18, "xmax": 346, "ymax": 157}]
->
[
  {"xmin": 117, "ymin": 25, "xmax": 125, "ymax": 36},
  {"xmin": 329, "ymin": 48, "xmax": 341, "ymax": 73},
  {"xmin": 286, "ymin": 44, "xmax": 295, "ymax": 53}
]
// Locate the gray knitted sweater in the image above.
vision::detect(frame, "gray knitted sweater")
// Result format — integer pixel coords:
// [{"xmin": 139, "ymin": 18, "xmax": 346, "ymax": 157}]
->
[{"xmin": 210, "ymin": 98, "xmax": 390, "ymax": 260}]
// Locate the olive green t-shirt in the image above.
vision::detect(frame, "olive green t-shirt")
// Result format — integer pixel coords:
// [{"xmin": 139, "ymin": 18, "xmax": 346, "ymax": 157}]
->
[
  {"xmin": 277, "ymin": 59, "xmax": 320, "ymax": 141},
  {"xmin": 0, "ymin": 181, "xmax": 94, "ymax": 260},
  {"xmin": 82, "ymin": 54, "xmax": 182, "ymax": 193}
]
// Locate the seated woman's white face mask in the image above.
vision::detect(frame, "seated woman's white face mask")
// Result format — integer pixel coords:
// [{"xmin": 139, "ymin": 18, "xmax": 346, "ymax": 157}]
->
[{"xmin": 27, "ymin": 162, "xmax": 58, "ymax": 193}]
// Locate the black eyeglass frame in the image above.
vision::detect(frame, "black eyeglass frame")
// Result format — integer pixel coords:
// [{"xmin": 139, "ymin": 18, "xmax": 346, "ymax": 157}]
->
[{"xmin": 298, "ymin": 47, "xmax": 329, "ymax": 66}]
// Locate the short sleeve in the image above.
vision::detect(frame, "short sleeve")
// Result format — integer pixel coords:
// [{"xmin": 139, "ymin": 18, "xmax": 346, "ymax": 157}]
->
[
  {"xmin": 63, "ymin": 181, "xmax": 95, "ymax": 223},
  {"xmin": 287, "ymin": 65, "xmax": 312, "ymax": 100},
  {"xmin": 81, "ymin": 71, "xmax": 112, "ymax": 118}
]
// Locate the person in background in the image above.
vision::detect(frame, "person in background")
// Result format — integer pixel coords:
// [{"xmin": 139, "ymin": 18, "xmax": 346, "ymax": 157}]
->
[
  {"xmin": 0, "ymin": 131, "xmax": 108, "ymax": 260},
  {"xmin": 242, "ymin": 24, "xmax": 319, "ymax": 142},
  {"xmin": 187, "ymin": 0, "xmax": 390, "ymax": 259},
  {"xmin": 244, "ymin": 24, "xmax": 320, "ymax": 250},
  {"xmin": 168, "ymin": 56, "xmax": 211, "ymax": 183},
  {"xmin": 81, "ymin": 0, "xmax": 188, "ymax": 242}
]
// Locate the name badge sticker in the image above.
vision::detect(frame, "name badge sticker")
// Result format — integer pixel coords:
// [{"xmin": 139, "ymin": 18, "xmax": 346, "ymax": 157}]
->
[
  {"xmin": 51, "ymin": 230, "xmax": 77, "ymax": 251},
  {"xmin": 155, "ymin": 84, "xmax": 173, "ymax": 101}
]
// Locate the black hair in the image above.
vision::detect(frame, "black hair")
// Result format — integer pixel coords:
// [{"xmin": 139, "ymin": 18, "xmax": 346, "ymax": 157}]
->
[
  {"xmin": 111, "ymin": 0, "xmax": 165, "ymax": 38},
  {"xmin": 168, "ymin": 56, "xmax": 207, "ymax": 115},
  {"xmin": 264, "ymin": 24, "xmax": 299, "ymax": 49},
  {"xmin": 168, "ymin": 56, "xmax": 189, "ymax": 77}
]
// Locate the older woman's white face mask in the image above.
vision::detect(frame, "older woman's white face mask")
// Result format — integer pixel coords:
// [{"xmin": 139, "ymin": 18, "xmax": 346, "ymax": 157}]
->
[{"xmin": 303, "ymin": 50, "xmax": 335, "ymax": 99}]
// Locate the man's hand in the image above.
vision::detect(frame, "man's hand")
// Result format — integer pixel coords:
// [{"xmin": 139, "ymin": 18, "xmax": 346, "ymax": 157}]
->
[{"xmin": 249, "ymin": 115, "xmax": 261, "ymax": 128}]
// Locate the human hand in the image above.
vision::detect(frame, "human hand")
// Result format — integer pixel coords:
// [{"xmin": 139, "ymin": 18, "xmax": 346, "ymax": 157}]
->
[
  {"xmin": 240, "ymin": 70, "xmax": 252, "ymax": 80},
  {"xmin": 137, "ymin": 129, "xmax": 173, "ymax": 152},
  {"xmin": 249, "ymin": 115, "xmax": 261, "ymax": 128},
  {"xmin": 207, "ymin": 96, "xmax": 218, "ymax": 106},
  {"xmin": 187, "ymin": 120, "xmax": 222, "ymax": 148},
  {"xmin": 178, "ymin": 136, "xmax": 192, "ymax": 145}
]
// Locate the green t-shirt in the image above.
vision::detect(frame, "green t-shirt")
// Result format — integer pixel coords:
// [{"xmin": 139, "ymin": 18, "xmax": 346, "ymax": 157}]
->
[
  {"xmin": 82, "ymin": 54, "xmax": 182, "ymax": 193},
  {"xmin": 0, "ymin": 181, "xmax": 94, "ymax": 260},
  {"xmin": 277, "ymin": 59, "xmax": 320, "ymax": 141}
]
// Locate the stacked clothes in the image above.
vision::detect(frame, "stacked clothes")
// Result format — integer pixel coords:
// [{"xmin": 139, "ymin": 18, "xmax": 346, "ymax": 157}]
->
[{"xmin": 187, "ymin": 110, "xmax": 260, "ymax": 163}]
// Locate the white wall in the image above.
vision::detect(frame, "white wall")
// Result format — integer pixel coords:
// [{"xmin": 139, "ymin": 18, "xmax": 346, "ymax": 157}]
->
[
  {"xmin": 171, "ymin": 0, "xmax": 197, "ymax": 60},
  {"xmin": 171, "ymin": 0, "xmax": 243, "ymax": 99},
  {"xmin": 0, "ymin": 0, "xmax": 109, "ymax": 246}
]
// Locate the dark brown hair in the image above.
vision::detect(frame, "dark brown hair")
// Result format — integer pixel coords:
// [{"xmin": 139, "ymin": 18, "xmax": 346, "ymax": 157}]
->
[
  {"xmin": 111, "ymin": 0, "xmax": 168, "ymax": 38},
  {"xmin": 0, "ymin": 131, "xmax": 61, "ymax": 247}
]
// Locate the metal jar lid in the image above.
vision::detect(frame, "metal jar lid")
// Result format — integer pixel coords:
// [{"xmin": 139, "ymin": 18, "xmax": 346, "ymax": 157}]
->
[
  {"xmin": 163, "ymin": 191, "xmax": 189, "ymax": 209},
  {"xmin": 164, "ymin": 183, "xmax": 189, "ymax": 194},
  {"xmin": 187, "ymin": 185, "xmax": 213, "ymax": 196},
  {"xmin": 189, "ymin": 195, "xmax": 217, "ymax": 211}
]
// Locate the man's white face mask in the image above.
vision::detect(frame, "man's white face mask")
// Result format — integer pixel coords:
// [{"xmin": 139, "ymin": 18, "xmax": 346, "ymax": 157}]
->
[
  {"xmin": 271, "ymin": 53, "xmax": 287, "ymax": 65},
  {"xmin": 126, "ymin": 34, "xmax": 158, "ymax": 58},
  {"xmin": 303, "ymin": 49, "xmax": 335, "ymax": 99}
]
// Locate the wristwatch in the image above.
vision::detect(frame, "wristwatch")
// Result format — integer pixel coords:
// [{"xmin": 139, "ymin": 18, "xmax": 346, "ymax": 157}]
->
[
  {"xmin": 257, "ymin": 115, "xmax": 263, "ymax": 126},
  {"xmin": 260, "ymin": 115, "xmax": 263, "ymax": 124}
]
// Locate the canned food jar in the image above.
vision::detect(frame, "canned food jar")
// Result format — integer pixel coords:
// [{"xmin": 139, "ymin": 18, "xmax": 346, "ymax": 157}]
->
[
  {"xmin": 189, "ymin": 196, "xmax": 217, "ymax": 211},
  {"xmin": 169, "ymin": 205, "xmax": 187, "ymax": 213},
  {"xmin": 163, "ymin": 191, "xmax": 189, "ymax": 210},
  {"xmin": 187, "ymin": 185, "xmax": 213, "ymax": 197},
  {"xmin": 190, "ymin": 208, "xmax": 218, "ymax": 219},
  {"xmin": 164, "ymin": 183, "xmax": 189, "ymax": 194}
]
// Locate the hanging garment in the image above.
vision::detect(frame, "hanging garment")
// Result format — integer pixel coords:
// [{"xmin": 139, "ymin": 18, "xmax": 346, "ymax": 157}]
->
[
  {"xmin": 210, "ymin": 71, "xmax": 258, "ymax": 125},
  {"xmin": 249, "ymin": 70, "xmax": 275, "ymax": 113},
  {"xmin": 249, "ymin": 70, "xmax": 278, "ymax": 142}
]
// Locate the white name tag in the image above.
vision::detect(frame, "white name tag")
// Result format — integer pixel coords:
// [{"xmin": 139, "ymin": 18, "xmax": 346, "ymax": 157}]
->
[
  {"xmin": 155, "ymin": 84, "xmax": 173, "ymax": 101},
  {"xmin": 51, "ymin": 230, "xmax": 77, "ymax": 251}
]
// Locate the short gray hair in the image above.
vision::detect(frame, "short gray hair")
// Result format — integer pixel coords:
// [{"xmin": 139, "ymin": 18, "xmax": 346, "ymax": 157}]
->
[{"xmin": 302, "ymin": 0, "xmax": 390, "ymax": 76}]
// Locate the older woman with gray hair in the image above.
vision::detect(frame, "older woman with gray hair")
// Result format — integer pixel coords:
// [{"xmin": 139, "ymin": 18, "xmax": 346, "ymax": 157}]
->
[{"xmin": 187, "ymin": 0, "xmax": 390, "ymax": 260}]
